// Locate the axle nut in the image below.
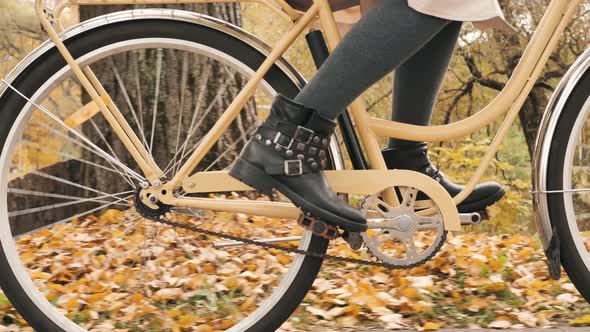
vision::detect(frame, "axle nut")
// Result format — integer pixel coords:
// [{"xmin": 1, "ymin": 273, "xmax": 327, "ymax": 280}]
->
[{"xmin": 148, "ymin": 195, "xmax": 158, "ymax": 204}]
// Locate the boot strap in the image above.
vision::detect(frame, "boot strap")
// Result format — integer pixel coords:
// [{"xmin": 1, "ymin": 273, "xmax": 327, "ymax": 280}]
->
[{"xmin": 254, "ymin": 124, "xmax": 330, "ymax": 176}]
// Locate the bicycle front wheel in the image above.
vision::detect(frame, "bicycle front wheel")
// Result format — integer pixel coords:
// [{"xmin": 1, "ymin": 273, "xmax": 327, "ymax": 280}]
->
[
  {"xmin": 0, "ymin": 11, "xmax": 335, "ymax": 331},
  {"xmin": 546, "ymin": 61, "xmax": 590, "ymax": 304}
]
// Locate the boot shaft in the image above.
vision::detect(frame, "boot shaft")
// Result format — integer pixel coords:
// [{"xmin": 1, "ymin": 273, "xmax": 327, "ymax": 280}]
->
[
  {"xmin": 382, "ymin": 143, "xmax": 431, "ymax": 171},
  {"xmin": 266, "ymin": 95, "xmax": 337, "ymax": 138}
]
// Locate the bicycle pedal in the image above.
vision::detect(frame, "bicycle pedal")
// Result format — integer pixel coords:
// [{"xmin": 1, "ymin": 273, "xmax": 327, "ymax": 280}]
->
[
  {"xmin": 297, "ymin": 215, "xmax": 340, "ymax": 240},
  {"xmin": 343, "ymin": 231, "xmax": 363, "ymax": 250},
  {"xmin": 478, "ymin": 210, "xmax": 489, "ymax": 221}
]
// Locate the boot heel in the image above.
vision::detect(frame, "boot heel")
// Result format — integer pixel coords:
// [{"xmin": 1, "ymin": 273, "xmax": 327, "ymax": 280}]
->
[{"xmin": 229, "ymin": 158, "xmax": 275, "ymax": 196}]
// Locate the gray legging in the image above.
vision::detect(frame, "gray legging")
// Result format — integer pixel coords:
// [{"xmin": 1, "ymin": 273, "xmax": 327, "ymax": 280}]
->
[{"xmin": 293, "ymin": 0, "xmax": 462, "ymax": 148}]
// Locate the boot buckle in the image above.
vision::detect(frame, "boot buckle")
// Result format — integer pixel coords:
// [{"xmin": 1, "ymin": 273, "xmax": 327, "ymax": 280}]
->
[
  {"xmin": 284, "ymin": 160, "xmax": 303, "ymax": 176},
  {"xmin": 274, "ymin": 132, "xmax": 293, "ymax": 150},
  {"xmin": 293, "ymin": 126, "xmax": 314, "ymax": 144}
]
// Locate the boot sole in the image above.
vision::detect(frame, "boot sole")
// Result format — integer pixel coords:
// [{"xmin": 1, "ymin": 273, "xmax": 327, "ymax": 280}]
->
[
  {"xmin": 458, "ymin": 187, "xmax": 506, "ymax": 213},
  {"xmin": 229, "ymin": 158, "xmax": 367, "ymax": 233}
]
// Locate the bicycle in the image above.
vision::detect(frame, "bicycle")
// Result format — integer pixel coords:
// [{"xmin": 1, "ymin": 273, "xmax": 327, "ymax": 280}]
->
[{"xmin": 0, "ymin": 0, "xmax": 588, "ymax": 330}]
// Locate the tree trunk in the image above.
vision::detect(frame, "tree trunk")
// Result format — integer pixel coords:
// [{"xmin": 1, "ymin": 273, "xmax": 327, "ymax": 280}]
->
[
  {"xmin": 518, "ymin": 86, "xmax": 550, "ymax": 158},
  {"xmin": 78, "ymin": 4, "xmax": 252, "ymax": 194}
]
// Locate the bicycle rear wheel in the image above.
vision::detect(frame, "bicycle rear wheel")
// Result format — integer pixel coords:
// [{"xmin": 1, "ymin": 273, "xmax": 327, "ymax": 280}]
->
[{"xmin": 0, "ymin": 12, "xmax": 336, "ymax": 331}]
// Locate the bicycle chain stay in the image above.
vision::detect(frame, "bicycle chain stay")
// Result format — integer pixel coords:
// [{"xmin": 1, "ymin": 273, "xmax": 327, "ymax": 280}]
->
[{"xmin": 153, "ymin": 216, "xmax": 446, "ymax": 270}]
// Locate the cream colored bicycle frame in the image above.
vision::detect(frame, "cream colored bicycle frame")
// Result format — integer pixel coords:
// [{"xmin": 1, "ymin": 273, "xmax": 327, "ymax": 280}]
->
[{"xmin": 33, "ymin": 0, "xmax": 582, "ymax": 232}]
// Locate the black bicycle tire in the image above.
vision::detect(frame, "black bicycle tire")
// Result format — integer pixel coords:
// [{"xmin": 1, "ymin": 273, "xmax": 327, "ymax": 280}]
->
[{"xmin": 546, "ymin": 68, "xmax": 590, "ymax": 303}]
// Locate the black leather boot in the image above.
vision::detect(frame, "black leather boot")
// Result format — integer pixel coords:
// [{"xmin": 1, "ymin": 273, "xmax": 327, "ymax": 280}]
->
[
  {"xmin": 229, "ymin": 95, "xmax": 367, "ymax": 232},
  {"xmin": 382, "ymin": 143, "xmax": 505, "ymax": 213}
]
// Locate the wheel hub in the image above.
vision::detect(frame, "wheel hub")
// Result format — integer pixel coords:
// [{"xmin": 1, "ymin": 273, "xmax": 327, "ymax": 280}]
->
[{"xmin": 134, "ymin": 188, "xmax": 171, "ymax": 221}]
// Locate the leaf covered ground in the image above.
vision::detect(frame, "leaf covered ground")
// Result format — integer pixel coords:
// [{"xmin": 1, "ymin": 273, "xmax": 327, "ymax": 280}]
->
[{"xmin": 0, "ymin": 208, "xmax": 589, "ymax": 331}]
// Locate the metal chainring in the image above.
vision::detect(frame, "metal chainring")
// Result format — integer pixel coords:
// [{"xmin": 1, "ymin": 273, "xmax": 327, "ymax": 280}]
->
[{"xmin": 361, "ymin": 187, "xmax": 447, "ymax": 268}]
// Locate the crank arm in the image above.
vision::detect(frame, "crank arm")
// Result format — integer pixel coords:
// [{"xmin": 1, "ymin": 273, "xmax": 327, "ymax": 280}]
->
[
  {"xmin": 366, "ymin": 212, "xmax": 481, "ymax": 230},
  {"xmin": 460, "ymin": 212, "xmax": 482, "ymax": 225}
]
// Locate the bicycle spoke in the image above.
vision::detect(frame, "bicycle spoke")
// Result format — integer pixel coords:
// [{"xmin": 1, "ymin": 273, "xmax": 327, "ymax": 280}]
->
[
  {"xmin": 14, "ymin": 194, "xmax": 133, "ymax": 238},
  {"xmin": 168, "ymin": 67, "xmax": 254, "ymax": 176},
  {"xmin": 32, "ymin": 121, "xmax": 138, "ymax": 186},
  {"xmin": 203, "ymin": 136, "xmax": 243, "ymax": 172},
  {"xmin": 164, "ymin": 136, "xmax": 204, "ymax": 178},
  {"xmin": 98, "ymin": 214, "xmax": 148, "ymax": 276},
  {"xmin": 171, "ymin": 52, "xmax": 190, "ymax": 175},
  {"xmin": 149, "ymin": 48, "xmax": 163, "ymax": 153},
  {"xmin": 175, "ymin": 60, "xmax": 212, "ymax": 170},
  {"xmin": 8, "ymin": 188, "xmax": 131, "ymax": 204},
  {"xmin": 29, "ymin": 169, "xmax": 131, "ymax": 200},
  {"xmin": 8, "ymin": 190, "xmax": 132, "ymax": 217},
  {"xmin": 87, "ymin": 119, "xmax": 136, "ymax": 187},
  {"xmin": 132, "ymin": 50, "xmax": 144, "ymax": 130},
  {"xmin": 18, "ymin": 140, "xmax": 130, "ymax": 179},
  {"xmin": 111, "ymin": 214, "xmax": 145, "ymax": 241},
  {"xmin": 165, "ymin": 70, "xmax": 235, "ymax": 176},
  {"xmin": 110, "ymin": 58, "xmax": 150, "ymax": 149},
  {"xmin": 52, "ymin": 194, "xmax": 132, "ymax": 226},
  {"xmin": 138, "ymin": 223, "xmax": 162, "ymax": 286},
  {"xmin": 1, "ymin": 80, "xmax": 145, "ymax": 182}
]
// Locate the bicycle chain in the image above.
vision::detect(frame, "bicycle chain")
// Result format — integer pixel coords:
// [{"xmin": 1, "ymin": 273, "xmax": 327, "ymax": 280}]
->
[{"xmin": 153, "ymin": 216, "xmax": 447, "ymax": 270}]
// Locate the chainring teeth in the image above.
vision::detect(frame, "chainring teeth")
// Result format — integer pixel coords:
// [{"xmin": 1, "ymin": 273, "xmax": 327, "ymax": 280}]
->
[{"xmin": 361, "ymin": 186, "xmax": 447, "ymax": 267}]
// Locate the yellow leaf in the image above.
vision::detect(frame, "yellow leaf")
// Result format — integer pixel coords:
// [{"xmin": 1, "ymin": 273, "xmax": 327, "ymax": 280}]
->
[
  {"xmin": 464, "ymin": 297, "xmax": 489, "ymax": 313},
  {"xmin": 100, "ymin": 209, "xmax": 124, "ymax": 224},
  {"xmin": 194, "ymin": 324, "xmax": 214, "ymax": 332},
  {"xmin": 86, "ymin": 293, "xmax": 107, "ymax": 304},
  {"xmin": 217, "ymin": 319, "xmax": 236, "ymax": 330},
  {"xmin": 570, "ymin": 315, "xmax": 590, "ymax": 327},
  {"xmin": 152, "ymin": 288, "xmax": 183, "ymax": 301},
  {"xmin": 276, "ymin": 254, "xmax": 292, "ymax": 265},
  {"xmin": 400, "ymin": 287, "xmax": 419, "ymax": 300},
  {"xmin": 484, "ymin": 282, "xmax": 507, "ymax": 293},
  {"xmin": 129, "ymin": 293, "xmax": 144, "ymax": 304},
  {"xmin": 62, "ymin": 297, "xmax": 80, "ymax": 311},
  {"xmin": 422, "ymin": 321, "xmax": 442, "ymax": 331},
  {"xmin": 177, "ymin": 314, "xmax": 199, "ymax": 328},
  {"xmin": 167, "ymin": 309, "xmax": 182, "ymax": 318},
  {"xmin": 20, "ymin": 252, "xmax": 36, "ymax": 261},
  {"xmin": 203, "ymin": 263, "xmax": 216, "ymax": 274},
  {"xmin": 47, "ymin": 283, "xmax": 68, "ymax": 293},
  {"xmin": 240, "ymin": 294, "xmax": 257, "ymax": 311},
  {"xmin": 31, "ymin": 272, "xmax": 51, "ymax": 280}
]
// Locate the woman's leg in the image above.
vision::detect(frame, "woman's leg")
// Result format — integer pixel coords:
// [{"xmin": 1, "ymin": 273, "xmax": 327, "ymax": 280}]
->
[
  {"xmin": 388, "ymin": 22, "xmax": 462, "ymax": 148},
  {"xmin": 230, "ymin": 1, "xmax": 498, "ymax": 231},
  {"xmin": 382, "ymin": 21, "xmax": 505, "ymax": 213},
  {"xmin": 294, "ymin": 0, "xmax": 452, "ymax": 120}
]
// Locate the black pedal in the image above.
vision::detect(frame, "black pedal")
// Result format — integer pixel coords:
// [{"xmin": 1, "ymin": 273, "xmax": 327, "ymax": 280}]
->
[
  {"xmin": 297, "ymin": 215, "xmax": 340, "ymax": 240},
  {"xmin": 478, "ymin": 210, "xmax": 489, "ymax": 221}
]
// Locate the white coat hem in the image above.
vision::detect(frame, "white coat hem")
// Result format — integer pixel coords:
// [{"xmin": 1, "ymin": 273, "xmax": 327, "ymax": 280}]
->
[{"xmin": 408, "ymin": 3, "xmax": 505, "ymax": 23}]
